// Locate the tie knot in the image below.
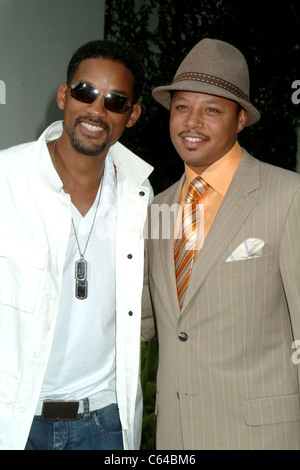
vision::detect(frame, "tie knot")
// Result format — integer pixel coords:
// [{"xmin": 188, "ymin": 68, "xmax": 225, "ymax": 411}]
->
[{"xmin": 185, "ymin": 176, "xmax": 210, "ymax": 203}]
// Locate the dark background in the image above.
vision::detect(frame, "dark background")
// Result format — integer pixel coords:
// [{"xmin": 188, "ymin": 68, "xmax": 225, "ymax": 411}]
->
[
  {"xmin": 105, "ymin": 0, "xmax": 300, "ymax": 195},
  {"xmin": 104, "ymin": 0, "xmax": 300, "ymax": 449}
]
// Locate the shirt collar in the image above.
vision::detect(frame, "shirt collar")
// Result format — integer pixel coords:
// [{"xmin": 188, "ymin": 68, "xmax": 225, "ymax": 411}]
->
[
  {"xmin": 35, "ymin": 121, "xmax": 154, "ymax": 190},
  {"xmin": 35, "ymin": 121, "xmax": 65, "ymax": 191},
  {"xmin": 184, "ymin": 141, "xmax": 243, "ymax": 197}
]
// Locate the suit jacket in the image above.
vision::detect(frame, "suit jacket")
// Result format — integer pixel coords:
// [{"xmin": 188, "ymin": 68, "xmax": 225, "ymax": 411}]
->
[{"xmin": 142, "ymin": 150, "xmax": 300, "ymax": 450}]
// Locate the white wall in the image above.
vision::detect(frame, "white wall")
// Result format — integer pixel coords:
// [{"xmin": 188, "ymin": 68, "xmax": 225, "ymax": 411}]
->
[{"xmin": 0, "ymin": 0, "xmax": 105, "ymax": 149}]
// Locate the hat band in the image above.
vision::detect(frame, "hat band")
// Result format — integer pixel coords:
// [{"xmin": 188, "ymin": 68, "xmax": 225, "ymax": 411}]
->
[{"xmin": 173, "ymin": 72, "xmax": 250, "ymax": 103}]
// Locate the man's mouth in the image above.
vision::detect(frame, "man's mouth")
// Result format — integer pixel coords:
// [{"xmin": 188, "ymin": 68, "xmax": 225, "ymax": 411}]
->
[
  {"xmin": 75, "ymin": 117, "xmax": 110, "ymax": 136},
  {"xmin": 183, "ymin": 136, "xmax": 206, "ymax": 143},
  {"xmin": 80, "ymin": 122, "xmax": 105, "ymax": 132},
  {"xmin": 180, "ymin": 132, "xmax": 210, "ymax": 145},
  {"xmin": 180, "ymin": 131, "xmax": 209, "ymax": 142}
]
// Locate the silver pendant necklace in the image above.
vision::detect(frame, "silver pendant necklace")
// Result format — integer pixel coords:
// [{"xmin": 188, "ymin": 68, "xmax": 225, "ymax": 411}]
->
[{"xmin": 52, "ymin": 139, "xmax": 104, "ymax": 299}]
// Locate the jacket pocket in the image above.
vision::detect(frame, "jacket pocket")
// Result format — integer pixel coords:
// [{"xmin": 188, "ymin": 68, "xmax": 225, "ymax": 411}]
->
[
  {"xmin": 243, "ymin": 394, "xmax": 300, "ymax": 426},
  {"xmin": 0, "ymin": 237, "xmax": 48, "ymax": 313},
  {"xmin": 0, "ymin": 370, "xmax": 18, "ymax": 404}
]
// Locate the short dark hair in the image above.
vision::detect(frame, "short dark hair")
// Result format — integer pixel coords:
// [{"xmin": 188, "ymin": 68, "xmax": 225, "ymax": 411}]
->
[{"xmin": 67, "ymin": 40, "xmax": 144, "ymax": 103}]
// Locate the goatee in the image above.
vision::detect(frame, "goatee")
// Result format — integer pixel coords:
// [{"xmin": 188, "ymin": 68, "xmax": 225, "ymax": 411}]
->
[{"xmin": 71, "ymin": 117, "xmax": 110, "ymax": 156}]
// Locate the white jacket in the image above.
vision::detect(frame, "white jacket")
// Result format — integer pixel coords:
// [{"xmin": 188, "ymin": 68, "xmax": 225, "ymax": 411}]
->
[{"xmin": 0, "ymin": 121, "xmax": 153, "ymax": 450}]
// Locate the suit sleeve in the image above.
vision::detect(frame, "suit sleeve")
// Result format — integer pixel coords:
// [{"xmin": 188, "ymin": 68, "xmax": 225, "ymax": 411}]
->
[{"xmin": 141, "ymin": 235, "xmax": 156, "ymax": 343}]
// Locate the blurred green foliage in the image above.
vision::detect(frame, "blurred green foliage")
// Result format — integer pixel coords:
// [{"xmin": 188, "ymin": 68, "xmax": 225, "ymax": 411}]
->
[{"xmin": 140, "ymin": 338, "xmax": 158, "ymax": 450}]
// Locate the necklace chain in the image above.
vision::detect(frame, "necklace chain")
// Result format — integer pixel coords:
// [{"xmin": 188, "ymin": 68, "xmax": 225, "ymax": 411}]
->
[{"xmin": 52, "ymin": 139, "xmax": 105, "ymax": 260}]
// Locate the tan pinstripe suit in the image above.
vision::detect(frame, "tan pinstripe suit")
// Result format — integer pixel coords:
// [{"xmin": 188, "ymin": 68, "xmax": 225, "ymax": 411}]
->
[{"xmin": 142, "ymin": 150, "xmax": 300, "ymax": 449}]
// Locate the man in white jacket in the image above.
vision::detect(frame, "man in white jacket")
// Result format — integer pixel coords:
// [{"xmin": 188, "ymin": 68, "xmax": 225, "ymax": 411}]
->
[{"xmin": 0, "ymin": 40, "xmax": 153, "ymax": 450}]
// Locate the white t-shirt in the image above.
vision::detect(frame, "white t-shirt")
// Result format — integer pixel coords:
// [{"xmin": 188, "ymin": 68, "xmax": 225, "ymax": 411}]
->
[{"xmin": 39, "ymin": 154, "xmax": 117, "ymax": 408}]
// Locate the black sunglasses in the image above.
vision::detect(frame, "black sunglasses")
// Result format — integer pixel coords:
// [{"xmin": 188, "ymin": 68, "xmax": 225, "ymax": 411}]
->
[{"xmin": 70, "ymin": 81, "xmax": 134, "ymax": 114}]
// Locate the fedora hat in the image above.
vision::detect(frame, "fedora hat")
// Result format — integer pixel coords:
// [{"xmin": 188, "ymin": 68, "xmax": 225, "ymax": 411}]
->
[{"xmin": 152, "ymin": 38, "xmax": 260, "ymax": 126}]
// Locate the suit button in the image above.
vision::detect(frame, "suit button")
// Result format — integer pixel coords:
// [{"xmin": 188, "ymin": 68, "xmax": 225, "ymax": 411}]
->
[
  {"xmin": 17, "ymin": 404, "xmax": 26, "ymax": 413},
  {"xmin": 178, "ymin": 332, "xmax": 188, "ymax": 342}
]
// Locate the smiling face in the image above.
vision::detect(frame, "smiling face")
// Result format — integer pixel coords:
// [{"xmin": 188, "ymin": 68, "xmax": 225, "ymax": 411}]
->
[
  {"xmin": 170, "ymin": 91, "xmax": 247, "ymax": 173},
  {"xmin": 57, "ymin": 57, "xmax": 141, "ymax": 157}
]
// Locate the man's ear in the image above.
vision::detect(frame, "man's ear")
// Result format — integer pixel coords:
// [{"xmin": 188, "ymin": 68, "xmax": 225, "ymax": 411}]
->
[
  {"xmin": 237, "ymin": 108, "xmax": 248, "ymax": 134},
  {"xmin": 126, "ymin": 103, "xmax": 142, "ymax": 128},
  {"xmin": 57, "ymin": 82, "xmax": 68, "ymax": 111}
]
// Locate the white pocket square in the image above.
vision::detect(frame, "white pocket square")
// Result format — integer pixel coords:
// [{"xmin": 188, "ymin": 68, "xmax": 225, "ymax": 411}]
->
[{"xmin": 226, "ymin": 238, "xmax": 265, "ymax": 262}]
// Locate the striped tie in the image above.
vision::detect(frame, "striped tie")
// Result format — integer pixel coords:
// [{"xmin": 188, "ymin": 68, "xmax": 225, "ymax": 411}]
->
[{"xmin": 174, "ymin": 177, "xmax": 210, "ymax": 309}]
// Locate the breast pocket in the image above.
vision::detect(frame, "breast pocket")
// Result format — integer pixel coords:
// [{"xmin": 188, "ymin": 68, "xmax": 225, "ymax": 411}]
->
[
  {"xmin": 218, "ymin": 242, "xmax": 275, "ymax": 274},
  {"xmin": 0, "ymin": 237, "xmax": 48, "ymax": 313}
]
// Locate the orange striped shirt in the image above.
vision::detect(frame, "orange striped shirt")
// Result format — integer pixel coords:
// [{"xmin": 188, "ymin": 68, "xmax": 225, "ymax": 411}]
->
[{"xmin": 175, "ymin": 142, "xmax": 243, "ymax": 241}]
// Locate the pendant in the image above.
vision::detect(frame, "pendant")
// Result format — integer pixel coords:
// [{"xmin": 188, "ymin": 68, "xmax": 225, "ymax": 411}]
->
[
  {"xmin": 76, "ymin": 279, "xmax": 88, "ymax": 299},
  {"xmin": 75, "ymin": 259, "xmax": 88, "ymax": 299}
]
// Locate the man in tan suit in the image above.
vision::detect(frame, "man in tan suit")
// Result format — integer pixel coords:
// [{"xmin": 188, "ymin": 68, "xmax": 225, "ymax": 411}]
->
[{"xmin": 142, "ymin": 38, "xmax": 300, "ymax": 449}]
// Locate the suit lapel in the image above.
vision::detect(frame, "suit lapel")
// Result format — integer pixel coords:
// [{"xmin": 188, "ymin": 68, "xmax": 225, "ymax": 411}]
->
[
  {"xmin": 158, "ymin": 176, "xmax": 184, "ymax": 318},
  {"xmin": 182, "ymin": 151, "xmax": 261, "ymax": 311}
]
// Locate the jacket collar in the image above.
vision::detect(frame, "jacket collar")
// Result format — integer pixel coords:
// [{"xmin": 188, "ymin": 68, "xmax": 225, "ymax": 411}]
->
[
  {"xmin": 157, "ymin": 149, "xmax": 261, "ymax": 316},
  {"xmin": 233, "ymin": 148, "xmax": 261, "ymax": 193},
  {"xmin": 36, "ymin": 121, "xmax": 154, "ymax": 189},
  {"xmin": 182, "ymin": 150, "xmax": 261, "ymax": 312},
  {"xmin": 108, "ymin": 141, "xmax": 153, "ymax": 184},
  {"xmin": 35, "ymin": 121, "xmax": 64, "ymax": 192}
]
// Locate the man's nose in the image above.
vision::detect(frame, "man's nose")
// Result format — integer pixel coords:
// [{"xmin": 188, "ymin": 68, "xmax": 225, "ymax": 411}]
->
[
  {"xmin": 85, "ymin": 95, "xmax": 108, "ymax": 117},
  {"xmin": 185, "ymin": 109, "xmax": 205, "ymax": 129}
]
